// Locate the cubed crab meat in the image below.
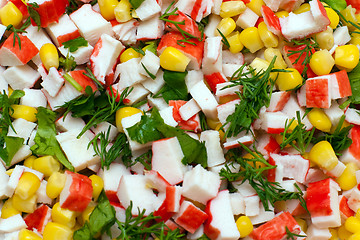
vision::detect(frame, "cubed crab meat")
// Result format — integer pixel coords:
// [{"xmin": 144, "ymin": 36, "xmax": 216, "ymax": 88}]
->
[
  {"xmin": 136, "ymin": 14, "xmax": 164, "ymax": 40},
  {"xmin": 3, "ymin": 65, "xmax": 40, "ymax": 90},
  {"xmin": 68, "ymin": 69, "xmax": 98, "ymax": 93},
  {"xmin": 169, "ymin": 100, "xmax": 201, "ymax": 132},
  {"xmin": 59, "ymin": 171, "xmax": 93, "ymax": 212},
  {"xmin": 329, "ymin": 70, "xmax": 352, "ymax": 99},
  {"xmin": 165, "ymin": 185, "xmax": 182, "ymax": 212},
  {"xmin": 267, "ymin": 91, "xmax": 290, "ymax": 112},
  {"xmin": 173, "ymin": 201, "xmax": 208, "ymax": 234},
  {"xmin": 261, "ymin": 5, "xmax": 281, "ymax": 36},
  {"xmin": 27, "ymin": 0, "xmax": 64, "ymax": 27},
  {"xmin": 24, "ymin": 204, "xmax": 51, "ymax": 233},
  {"xmin": 340, "ymin": 125, "xmax": 360, "ymax": 166},
  {"xmin": 175, "ymin": 0, "xmax": 213, "ymax": 22},
  {"xmin": 283, "ymin": 44, "xmax": 316, "ymax": 79},
  {"xmin": 200, "ymin": 130, "xmax": 226, "ymax": 167},
  {"xmin": 113, "ymin": 19, "xmax": 138, "ymax": 45},
  {"xmin": 144, "ymin": 170, "xmax": 171, "ymax": 193},
  {"xmin": 260, "ymin": 111, "xmax": 289, "ymax": 134},
  {"xmin": 305, "ymin": 76, "xmax": 331, "ymax": 108},
  {"xmin": 190, "ymin": 81, "xmax": 219, "ymax": 120},
  {"xmin": 339, "ymin": 195, "xmax": 355, "ymax": 220},
  {"xmin": 202, "ymin": 37, "xmax": 223, "ymax": 76},
  {"xmin": 40, "ymin": 67, "xmax": 65, "ymax": 97},
  {"xmin": 256, "ymin": 134, "xmax": 280, "ymax": 157},
  {"xmin": 204, "ymin": 72, "xmax": 227, "ymax": 93},
  {"xmin": 46, "ymin": 14, "xmax": 81, "ymax": 47},
  {"xmin": 165, "ymin": 10, "xmax": 202, "ymax": 39}
]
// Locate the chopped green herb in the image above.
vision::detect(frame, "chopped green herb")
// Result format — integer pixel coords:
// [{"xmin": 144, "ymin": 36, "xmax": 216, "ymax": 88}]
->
[
  {"xmin": 154, "ymin": 70, "xmax": 188, "ymax": 102},
  {"xmin": 0, "ymin": 90, "xmax": 25, "ymax": 133},
  {"xmin": 83, "ymin": 67, "xmax": 104, "ymax": 90},
  {"xmin": 6, "ymin": 18, "xmax": 31, "ymax": 49},
  {"xmin": 59, "ymin": 54, "xmax": 77, "ymax": 72},
  {"xmin": 217, "ymin": 28, "xmax": 230, "ymax": 48},
  {"xmin": 63, "ymin": 73, "xmax": 83, "ymax": 92},
  {"xmin": 349, "ymin": 62, "xmax": 360, "ymax": 104},
  {"xmin": 0, "ymin": 136, "xmax": 24, "ymax": 166},
  {"xmin": 321, "ymin": 0, "xmax": 347, "ymax": 11},
  {"xmin": 63, "ymin": 37, "xmax": 88, "ymax": 52},
  {"xmin": 141, "ymin": 63, "xmax": 156, "ymax": 80},
  {"xmin": 285, "ymin": 226, "xmax": 306, "ymax": 240},
  {"xmin": 27, "ymin": 3, "xmax": 41, "ymax": 29}
]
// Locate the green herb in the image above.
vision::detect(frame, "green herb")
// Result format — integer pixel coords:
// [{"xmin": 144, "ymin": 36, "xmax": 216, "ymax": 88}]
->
[
  {"xmin": 198, "ymin": 234, "xmax": 211, "ymax": 240},
  {"xmin": 335, "ymin": 8, "xmax": 360, "ymax": 33},
  {"xmin": 89, "ymin": 127, "xmax": 132, "ymax": 169},
  {"xmin": 63, "ymin": 37, "xmax": 88, "ymax": 52},
  {"xmin": 66, "ymin": 0, "xmax": 79, "ymax": 14},
  {"xmin": 143, "ymin": 41, "xmax": 158, "ymax": 54},
  {"xmin": 133, "ymin": 150, "xmax": 152, "ymax": 170},
  {"xmin": 30, "ymin": 107, "xmax": 74, "ymax": 171},
  {"xmin": 141, "ymin": 63, "xmax": 156, "ymax": 80},
  {"xmin": 217, "ymin": 28, "xmax": 230, "ymax": 48},
  {"xmin": 285, "ymin": 226, "xmax": 306, "ymax": 240},
  {"xmin": 83, "ymin": 67, "xmax": 104, "ymax": 89},
  {"xmin": 219, "ymin": 143, "xmax": 308, "ymax": 212},
  {"xmin": 280, "ymin": 111, "xmax": 315, "ymax": 155},
  {"xmin": 130, "ymin": 45, "xmax": 145, "ymax": 55},
  {"xmin": 129, "ymin": 0, "xmax": 145, "ymax": 9},
  {"xmin": 321, "ymin": 0, "xmax": 347, "ymax": 11},
  {"xmin": 63, "ymin": 73, "xmax": 83, "ymax": 92},
  {"xmin": 115, "ymin": 202, "xmax": 185, "ymax": 239},
  {"xmin": 199, "ymin": 111, "xmax": 209, "ymax": 131},
  {"xmin": 154, "ymin": 70, "xmax": 188, "ymax": 102},
  {"xmin": 312, "ymin": 115, "xmax": 353, "ymax": 155},
  {"xmin": 223, "ymin": 57, "xmax": 277, "ymax": 137},
  {"xmin": 5, "ymin": 18, "xmax": 31, "ymax": 49},
  {"xmin": 0, "ymin": 90, "xmax": 25, "ymax": 133},
  {"xmin": 59, "ymin": 54, "xmax": 77, "ymax": 72},
  {"xmin": 27, "ymin": 3, "xmax": 41, "ymax": 29},
  {"xmin": 73, "ymin": 191, "xmax": 116, "ymax": 240},
  {"xmin": 0, "ymin": 136, "xmax": 24, "ymax": 166},
  {"xmin": 349, "ymin": 62, "xmax": 360, "ymax": 104}
]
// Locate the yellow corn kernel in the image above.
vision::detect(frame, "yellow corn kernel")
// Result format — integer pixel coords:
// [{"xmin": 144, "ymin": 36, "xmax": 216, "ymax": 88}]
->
[
  {"xmin": 339, "ymin": 225, "xmax": 353, "ymax": 240},
  {"xmin": 23, "ymin": 155, "xmax": 37, "ymax": 169},
  {"xmin": 78, "ymin": 202, "xmax": 96, "ymax": 225},
  {"xmin": 120, "ymin": 48, "xmax": 141, "ymax": 63},
  {"xmin": 276, "ymin": 68, "xmax": 302, "ymax": 91},
  {"xmin": 264, "ymin": 48, "xmax": 287, "ymax": 69},
  {"xmin": 46, "ymin": 172, "xmax": 66, "ymax": 199},
  {"xmin": 5, "ymin": 169, "xmax": 13, "ymax": 176},
  {"xmin": 8, "ymin": 87, "xmax": 13, "ymax": 97},
  {"xmin": 98, "ymin": 0, "xmax": 118, "ymax": 21},
  {"xmin": 206, "ymin": 118, "xmax": 220, "ymax": 130},
  {"xmin": 214, "ymin": 123, "xmax": 225, "ymax": 142},
  {"xmin": 314, "ymin": 26, "xmax": 334, "ymax": 50},
  {"xmin": 239, "ymin": 27, "xmax": 264, "ymax": 53},
  {"xmin": 326, "ymin": 7, "xmax": 340, "ymax": 29},
  {"xmin": 39, "ymin": 43, "xmax": 59, "ymax": 71},
  {"xmin": 309, "ymin": 141, "xmax": 338, "ymax": 171},
  {"xmin": 220, "ymin": 1, "xmax": 246, "ymax": 18},
  {"xmin": 1, "ymin": 198, "xmax": 21, "ymax": 219},
  {"xmin": 115, "ymin": 106, "xmax": 142, "ymax": 132},
  {"xmin": 227, "ymin": 31, "xmax": 244, "ymax": 53},
  {"xmin": 337, "ymin": 162, "xmax": 358, "ymax": 191},
  {"xmin": 346, "ymin": 216, "xmax": 360, "ymax": 234},
  {"xmin": 114, "ymin": 0, "xmax": 132, "ymax": 23},
  {"xmin": 246, "ymin": 0, "xmax": 264, "ymax": 16},
  {"xmin": 275, "ymin": 10, "xmax": 289, "ymax": 18},
  {"xmin": 218, "ymin": 94, "xmax": 239, "ymax": 104},
  {"xmin": 10, "ymin": 105, "xmax": 37, "ymax": 122},
  {"xmin": 295, "ymin": 218, "xmax": 307, "ymax": 232},
  {"xmin": 341, "ymin": 5, "xmax": 358, "ymax": 31},
  {"xmin": 236, "ymin": 216, "xmax": 253, "ymax": 237},
  {"xmin": 216, "ymin": 17, "xmax": 236, "ymax": 37},
  {"xmin": 18, "ymin": 229, "xmax": 42, "ymax": 240},
  {"xmin": 356, "ymin": 208, "xmax": 360, "ymax": 219},
  {"xmin": 243, "ymin": 152, "xmax": 266, "ymax": 169},
  {"xmin": 257, "ymin": 22, "xmax": 278, "ymax": 48},
  {"xmin": 12, "ymin": 194, "xmax": 37, "ymax": 213},
  {"xmin": 33, "ymin": 156, "xmax": 61, "ymax": 177},
  {"xmin": 89, "ymin": 174, "xmax": 103, "ymax": 200},
  {"xmin": 309, "ymin": 49, "xmax": 335, "ymax": 76},
  {"xmin": 43, "ymin": 222, "xmax": 73, "ymax": 240},
  {"xmin": 335, "ymin": 45, "xmax": 360, "ymax": 71},
  {"xmin": 350, "ymin": 33, "xmax": 360, "ymax": 46},
  {"xmin": 293, "ymin": 3, "xmax": 310, "ymax": 14},
  {"xmin": 0, "ymin": 2, "xmax": 23, "ymax": 27},
  {"xmin": 160, "ymin": 47, "xmax": 191, "ymax": 72},
  {"xmin": 249, "ymin": 57, "xmax": 269, "ymax": 73},
  {"xmin": 15, "ymin": 172, "xmax": 41, "ymax": 200},
  {"xmin": 349, "ymin": 232, "xmax": 360, "ymax": 240},
  {"xmin": 329, "ymin": 228, "xmax": 339, "ymax": 240},
  {"xmin": 307, "ymin": 108, "xmax": 332, "ymax": 132},
  {"xmin": 51, "ymin": 202, "xmax": 77, "ymax": 229}
]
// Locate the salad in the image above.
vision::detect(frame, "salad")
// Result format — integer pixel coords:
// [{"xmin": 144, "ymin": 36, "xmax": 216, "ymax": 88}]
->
[{"xmin": 0, "ymin": 0, "xmax": 360, "ymax": 239}]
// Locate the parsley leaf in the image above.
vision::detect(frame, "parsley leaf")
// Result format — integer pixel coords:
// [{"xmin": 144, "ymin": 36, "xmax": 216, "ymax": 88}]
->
[
  {"xmin": 155, "ymin": 70, "xmax": 188, "ymax": 103},
  {"xmin": 129, "ymin": 0, "xmax": 145, "ymax": 9},
  {"xmin": 30, "ymin": 107, "xmax": 74, "ymax": 171},
  {"xmin": 5, "ymin": 18, "xmax": 31, "ymax": 49},
  {"xmin": 62, "ymin": 37, "xmax": 88, "ymax": 52},
  {"xmin": 59, "ymin": 54, "xmax": 77, "ymax": 72},
  {"xmin": 0, "ymin": 136, "xmax": 24, "ymax": 166},
  {"xmin": 349, "ymin": 62, "xmax": 360, "ymax": 104},
  {"xmin": 0, "ymin": 90, "xmax": 25, "ymax": 133},
  {"xmin": 27, "ymin": 3, "xmax": 41, "ymax": 29},
  {"xmin": 320, "ymin": 0, "xmax": 347, "ymax": 11}
]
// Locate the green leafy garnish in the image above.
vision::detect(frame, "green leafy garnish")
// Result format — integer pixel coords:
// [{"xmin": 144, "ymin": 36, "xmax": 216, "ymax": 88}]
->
[
  {"xmin": 27, "ymin": 3, "xmax": 41, "ymax": 29},
  {"xmin": 285, "ymin": 226, "xmax": 306, "ymax": 240},
  {"xmin": 5, "ymin": 18, "xmax": 31, "ymax": 49},
  {"xmin": 129, "ymin": 0, "xmax": 145, "ymax": 9},
  {"xmin": 349, "ymin": 62, "xmax": 360, "ymax": 104},
  {"xmin": 141, "ymin": 63, "xmax": 156, "ymax": 80},
  {"xmin": 0, "ymin": 90, "xmax": 25, "ymax": 133},
  {"xmin": 59, "ymin": 54, "xmax": 77, "ymax": 72},
  {"xmin": 73, "ymin": 191, "xmax": 116, "ymax": 240},
  {"xmin": 83, "ymin": 67, "xmax": 104, "ymax": 89},
  {"xmin": 63, "ymin": 37, "xmax": 88, "ymax": 52},
  {"xmin": 0, "ymin": 136, "xmax": 24, "ymax": 166},
  {"xmin": 154, "ymin": 70, "xmax": 188, "ymax": 102},
  {"xmin": 217, "ymin": 28, "xmax": 230, "ymax": 48},
  {"xmin": 63, "ymin": 73, "xmax": 83, "ymax": 92},
  {"xmin": 321, "ymin": 0, "xmax": 347, "ymax": 11},
  {"xmin": 66, "ymin": 0, "xmax": 79, "ymax": 14},
  {"xmin": 30, "ymin": 107, "xmax": 74, "ymax": 171}
]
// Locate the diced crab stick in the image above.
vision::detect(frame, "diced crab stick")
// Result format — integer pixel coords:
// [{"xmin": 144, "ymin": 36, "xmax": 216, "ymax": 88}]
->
[
  {"xmin": 340, "ymin": 125, "xmax": 360, "ymax": 165},
  {"xmin": 157, "ymin": 31, "xmax": 204, "ymax": 70},
  {"xmin": 173, "ymin": 201, "xmax": 208, "ymax": 234},
  {"xmin": 261, "ymin": 5, "xmax": 281, "ymax": 36},
  {"xmin": 0, "ymin": 34, "xmax": 39, "ymax": 66},
  {"xmin": 153, "ymin": 198, "xmax": 174, "ymax": 222},
  {"xmin": 305, "ymin": 76, "xmax": 332, "ymax": 109},
  {"xmin": 165, "ymin": 10, "xmax": 202, "ymax": 39},
  {"xmin": 339, "ymin": 195, "xmax": 355, "ymax": 220},
  {"xmin": 330, "ymin": 70, "xmax": 352, "ymax": 99},
  {"xmin": 306, "ymin": 178, "xmax": 341, "ymax": 228},
  {"xmin": 204, "ymin": 72, "xmax": 227, "ymax": 93},
  {"xmin": 250, "ymin": 211, "xmax": 301, "ymax": 240},
  {"xmin": 267, "ymin": 91, "xmax": 290, "ymax": 112},
  {"xmin": 346, "ymin": 0, "xmax": 360, "ymax": 13},
  {"xmin": 68, "ymin": 69, "xmax": 98, "ymax": 93},
  {"xmin": 165, "ymin": 185, "xmax": 182, "ymax": 213},
  {"xmin": 169, "ymin": 100, "xmax": 201, "ymax": 133},
  {"xmin": 175, "ymin": 0, "xmax": 212, "ymax": 22},
  {"xmin": 283, "ymin": 44, "xmax": 316, "ymax": 79},
  {"xmin": 24, "ymin": 204, "xmax": 51, "ymax": 233},
  {"xmin": 144, "ymin": 170, "xmax": 171, "ymax": 193},
  {"xmin": 46, "ymin": 14, "xmax": 81, "ymax": 47},
  {"xmin": 28, "ymin": 0, "xmax": 68, "ymax": 28},
  {"xmin": 59, "ymin": 171, "xmax": 93, "ymax": 212},
  {"xmin": 256, "ymin": 134, "xmax": 280, "ymax": 157}
]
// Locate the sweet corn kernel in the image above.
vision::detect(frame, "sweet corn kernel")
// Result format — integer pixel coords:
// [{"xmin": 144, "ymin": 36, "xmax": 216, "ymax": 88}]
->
[
  {"xmin": 295, "ymin": 218, "xmax": 307, "ymax": 232},
  {"xmin": 350, "ymin": 33, "xmax": 360, "ymax": 46},
  {"xmin": 214, "ymin": 123, "xmax": 225, "ymax": 142},
  {"xmin": 0, "ymin": 2, "xmax": 23, "ymax": 27},
  {"xmin": 46, "ymin": 172, "xmax": 66, "ymax": 199},
  {"xmin": 243, "ymin": 152, "xmax": 266, "ymax": 169},
  {"xmin": 326, "ymin": 7, "xmax": 340, "ymax": 29},
  {"xmin": 115, "ymin": 106, "xmax": 142, "ymax": 132},
  {"xmin": 39, "ymin": 43, "xmax": 59, "ymax": 71},
  {"xmin": 114, "ymin": 0, "xmax": 132, "ymax": 23},
  {"xmin": 349, "ymin": 232, "xmax": 360, "ymax": 240},
  {"xmin": 89, "ymin": 174, "xmax": 104, "ymax": 200},
  {"xmin": 1, "ymin": 198, "xmax": 21, "ymax": 219},
  {"xmin": 307, "ymin": 108, "xmax": 332, "ymax": 132},
  {"xmin": 346, "ymin": 216, "xmax": 360, "ymax": 233},
  {"xmin": 52, "ymin": 202, "xmax": 77, "ymax": 229},
  {"xmin": 246, "ymin": 0, "xmax": 264, "ymax": 16},
  {"xmin": 12, "ymin": 194, "xmax": 37, "ymax": 213},
  {"xmin": 15, "ymin": 172, "xmax": 41, "ymax": 200},
  {"xmin": 98, "ymin": 0, "xmax": 118, "ymax": 20},
  {"xmin": 337, "ymin": 162, "xmax": 358, "ymax": 191},
  {"xmin": 239, "ymin": 27, "xmax": 264, "ymax": 53},
  {"xmin": 218, "ymin": 94, "xmax": 239, "ymax": 104},
  {"xmin": 249, "ymin": 57, "xmax": 269, "ymax": 73},
  {"xmin": 335, "ymin": 44, "xmax": 360, "ymax": 71},
  {"xmin": 258, "ymin": 22, "xmax": 278, "ymax": 48},
  {"xmin": 329, "ymin": 228, "xmax": 339, "ymax": 240},
  {"xmin": 309, "ymin": 49, "xmax": 335, "ymax": 75},
  {"xmin": 43, "ymin": 222, "xmax": 73, "ymax": 240},
  {"xmin": 309, "ymin": 141, "xmax": 338, "ymax": 171},
  {"xmin": 216, "ymin": 17, "xmax": 236, "ymax": 37},
  {"xmin": 264, "ymin": 48, "xmax": 287, "ymax": 68},
  {"xmin": 6, "ymin": 169, "xmax": 14, "ymax": 176},
  {"xmin": 275, "ymin": 11, "xmax": 289, "ymax": 18},
  {"xmin": 276, "ymin": 68, "xmax": 302, "ymax": 91},
  {"xmin": 236, "ymin": 216, "xmax": 253, "ymax": 237},
  {"xmin": 356, "ymin": 209, "xmax": 360, "ymax": 219},
  {"xmin": 293, "ymin": 3, "xmax": 310, "ymax": 14},
  {"xmin": 78, "ymin": 202, "xmax": 96, "ymax": 225},
  {"xmin": 23, "ymin": 155, "xmax": 37, "ymax": 169},
  {"xmin": 220, "ymin": 1, "xmax": 246, "ymax": 18},
  {"xmin": 18, "ymin": 229, "xmax": 42, "ymax": 240},
  {"xmin": 10, "ymin": 105, "xmax": 37, "ymax": 122},
  {"xmin": 160, "ymin": 47, "xmax": 191, "ymax": 72},
  {"xmin": 340, "ymin": 5, "xmax": 358, "ymax": 31},
  {"xmin": 120, "ymin": 48, "xmax": 141, "ymax": 63},
  {"xmin": 227, "ymin": 31, "xmax": 244, "ymax": 53},
  {"xmin": 33, "ymin": 156, "xmax": 61, "ymax": 177},
  {"xmin": 339, "ymin": 225, "xmax": 353, "ymax": 240},
  {"xmin": 314, "ymin": 26, "xmax": 334, "ymax": 51}
]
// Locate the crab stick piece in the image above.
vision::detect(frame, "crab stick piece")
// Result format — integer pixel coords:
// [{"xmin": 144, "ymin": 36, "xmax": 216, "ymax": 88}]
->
[
  {"xmin": 165, "ymin": 10, "xmax": 202, "ymax": 39},
  {"xmin": 169, "ymin": 100, "xmax": 201, "ymax": 133},
  {"xmin": 305, "ymin": 76, "xmax": 332, "ymax": 109},
  {"xmin": 24, "ymin": 204, "xmax": 51, "ymax": 233},
  {"xmin": 46, "ymin": 14, "xmax": 81, "ymax": 47},
  {"xmin": 173, "ymin": 201, "xmax": 208, "ymax": 234},
  {"xmin": 261, "ymin": 5, "xmax": 281, "ymax": 36}
]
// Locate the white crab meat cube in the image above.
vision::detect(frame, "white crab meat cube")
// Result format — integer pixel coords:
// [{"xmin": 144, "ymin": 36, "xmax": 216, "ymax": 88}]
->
[
  {"xmin": 98, "ymin": 163, "xmax": 131, "ymax": 199},
  {"xmin": 200, "ymin": 130, "xmax": 226, "ymax": 167},
  {"xmin": 175, "ymin": 0, "xmax": 213, "ymax": 22},
  {"xmin": 0, "ymin": 24, "xmax": 5, "ymax": 38},
  {"xmin": 204, "ymin": 15, "xmax": 221, "ymax": 38},
  {"xmin": 115, "ymin": 58, "xmax": 147, "ymax": 89},
  {"xmin": 263, "ymin": 0, "xmax": 282, "ymax": 11},
  {"xmin": 215, "ymin": 82, "xmax": 241, "ymax": 99},
  {"xmin": 222, "ymin": 64, "xmax": 241, "ymax": 78},
  {"xmin": 345, "ymin": 108, "xmax": 360, "ymax": 125},
  {"xmin": 326, "ymin": 161, "xmax": 346, "ymax": 178},
  {"xmin": 7, "ymin": 118, "xmax": 37, "ymax": 141},
  {"xmin": 0, "ymin": 163, "xmax": 10, "ymax": 199},
  {"xmin": 260, "ymin": 111, "xmax": 288, "ymax": 134},
  {"xmin": 223, "ymin": 130, "xmax": 255, "ymax": 150},
  {"xmin": 58, "ymin": 44, "xmax": 94, "ymax": 65},
  {"xmin": 3, "ymin": 65, "xmax": 40, "ymax": 90},
  {"xmin": 7, "ymin": 145, "xmax": 32, "ymax": 167},
  {"xmin": 40, "ymin": 67, "xmax": 65, "ymax": 97},
  {"xmin": 152, "ymin": 137, "xmax": 186, "ymax": 185},
  {"xmin": 135, "ymin": 0, "xmax": 161, "ymax": 21},
  {"xmin": 323, "ymin": 102, "xmax": 345, "ymax": 127},
  {"xmin": 122, "ymin": 84, "xmax": 150, "ymax": 105},
  {"xmin": 217, "ymin": 99, "xmax": 240, "ymax": 125},
  {"xmin": 333, "ymin": 26, "xmax": 351, "ymax": 46},
  {"xmin": 42, "ymin": 81, "xmax": 82, "ymax": 110},
  {"xmin": 344, "ymin": 188, "xmax": 360, "ymax": 212},
  {"xmin": 0, "ymin": 66, "xmax": 8, "ymax": 94},
  {"xmin": 113, "ymin": 19, "xmax": 138, "ymax": 45},
  {"xmin": 307, "ymin": 224, "xmax": 331, "ymax": 240},
  {"xmin": 236, "ymin": 7, "xmax": 259, "ymax": 29},
  {"xmin": 70, "ymin": 4, "xmax": 113, "ymax": 46},
  {"xmin": 185, "ymin": 70, "xmax": 203, "ymax": 91},
  {"xmin": 230, "ymin": 192, "xmax": 245, "ymax": 215},
  {"xmin": 136, "ymin": 15, "xmax": 164, "ymax": 40},
  {"xmin": 282, "ymin": 95, "xmax": 313, "ymax": 130},
  {"xmin": 190, "ymin": 81, "xmax": 218, "ymax": 120},
  {"xmin": 46, "ymin": 14, "xmax": 81, "ymax": 47},
  {"xmin": 233, "ymin": 181, "xmax": 257, "ymax": 197},
  {"xmin": 0, "ymin": 214, "xmax": 27, "ymax": 232},
  {"xmin": 173, "ymin": 201, "xmax": 208, "ymax": 233},
  {"xmin": 139, "ymin": 50, "xmax": 160, "ymax": 77},
  {"xmin": 202, "ymin": 37, "xmax": 223, "ymax": 75},
  {"xmin": 91, "ymin": 122, "xmax": 118, "ymax": 142},
  {"xmin": 56, "ymin": 113, "xmax": 86, "ymax": 133},
  {"xmin": 267, "ymin": 91, "xmax": 290, "ymax": 112},
  {"xmin": 159, "ymin": 106, "xmax": 178, "ymax": 127},
  {"xmin": 244, "ymin": 195, "xmax": 260, "ymax": 217},
  {"xmin": 249, "ymin": 203, "xmax": 275, "ymax": 225},
  {"xmin": 56, "ymin": 130, "xmax": 100, "ymax": 171},
  {"xmin": 141, "ymin": 70, "xmax": 165, "ymax": 94},
  {"xmin": 179, "ymin": 98, "xmax": 201, "ymax": 121},
  {"xmin": 36, "ymin": 180, "xmax": 52, "ymax": 205}
]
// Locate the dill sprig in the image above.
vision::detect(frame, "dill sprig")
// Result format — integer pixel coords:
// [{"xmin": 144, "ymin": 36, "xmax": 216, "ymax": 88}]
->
[
  {"xmin": 219, "ymin": 143, "xmax": 309, "ymax": 212},
  {"xmin": 217, "ymin": 28, "xmax": 230, "ymax": 48},
  {"xmin": 335, "ymin": 8, "xmax": 360, "ymax": 34},
  {"xmin": 285, "ymin": 226, "xmax": 306, "ymax": 240},
  {"xmin": 280, "ymin": 111, "xmax": 315, "ymax": 155},
  {"xmin": 0, "ymin": 90, "xmax": 25, "ymax": 133},
  {"xmin": 5, "ymin": 18, "xmax": 31, "ymax": 49}
]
